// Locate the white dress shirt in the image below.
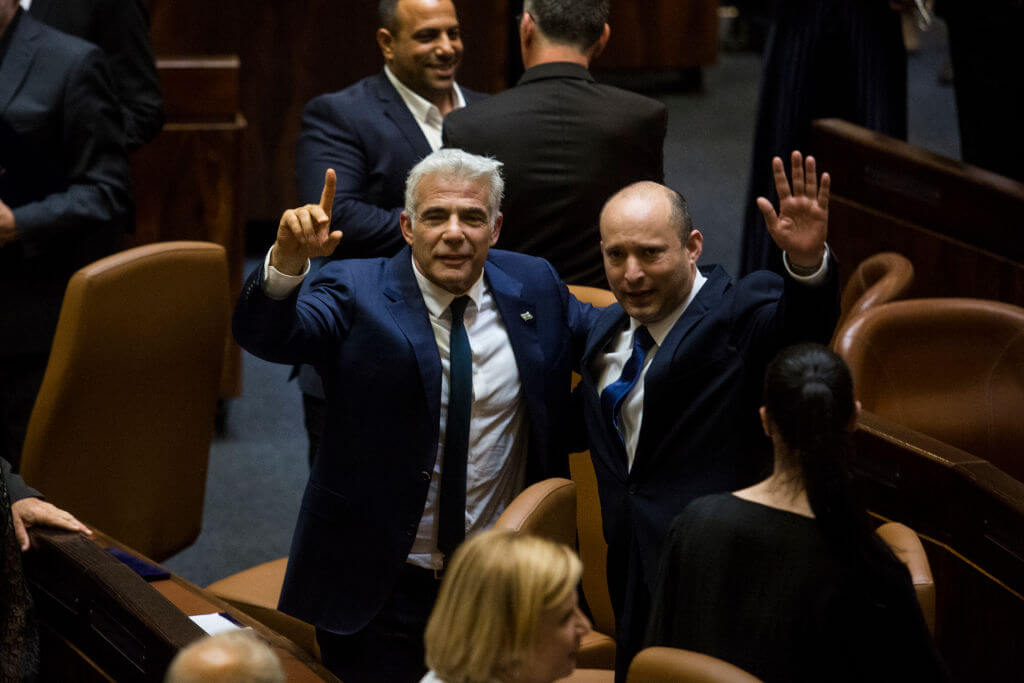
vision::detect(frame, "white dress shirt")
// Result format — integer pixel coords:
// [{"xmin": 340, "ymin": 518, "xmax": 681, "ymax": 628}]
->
[
  {"xmin": 263, "ymin": 251, "xmax": 527, "ymax": 570},
  {"xmin": 594, "ymin": 248, "xmax": 831, "ymax": 471},
  {"xmin": 384, "ymin": 66, "xmax": 466, "ymax": 152},
  {"xmin": 19, "ymin": 0, "xmax": 31, "ymax": 10}
]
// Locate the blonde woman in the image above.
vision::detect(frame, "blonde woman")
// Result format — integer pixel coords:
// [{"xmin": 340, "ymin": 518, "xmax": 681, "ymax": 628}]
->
[{"xmin": 422, "ymin": 529, "xmax": 590, "ymax": 683}]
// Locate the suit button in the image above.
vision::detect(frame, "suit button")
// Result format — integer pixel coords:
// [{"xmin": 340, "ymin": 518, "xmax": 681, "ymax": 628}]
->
[
  {"xmin": 420, "ymin": 470, "xmax": 431, "ymax": 482},
  {"xmin": 628, "ymin": 485, "xmax": 637, "ymax": 495},
  {"xmin": 406, "ymin": 524, "xmax": 417, "ymax": 537}
]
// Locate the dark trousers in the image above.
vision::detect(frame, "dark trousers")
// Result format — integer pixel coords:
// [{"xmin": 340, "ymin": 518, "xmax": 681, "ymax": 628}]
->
[
  {"xmin": 316, "ymin": 563, "xmax": 442, "ymax": 683},
  {"xmin": 0, "ymin": 355, "xmax": 49, "ymax": 472},
  {"xmin": 609, "ymin": 534, "xmax": 653, "ymax": 683}
]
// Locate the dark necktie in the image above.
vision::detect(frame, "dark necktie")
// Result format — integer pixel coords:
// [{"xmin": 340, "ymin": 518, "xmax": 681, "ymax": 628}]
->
[
  {"xmin": 600, "ymin": 325, "xmax": 656, "ymax": 437},
  {"xmin": 438, "ymin": 296, "xmax": 472, "ymax": 560}
]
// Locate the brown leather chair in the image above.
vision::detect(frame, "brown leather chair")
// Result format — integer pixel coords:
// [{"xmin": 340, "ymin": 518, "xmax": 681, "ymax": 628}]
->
[
  {"xmin": 493, "ymin": 477, "xmax": 577, "ymax": 548},
  {"xmin": 832, "ymin": 252, "xmax": 914, "ymax": 346},
  {"xmin": 566, "ymin": 284, "xmax": 619, "ymax": 670},
  {"xmin": 19, "ymin": 242, "xmax": 228, "ymax": 561},
  {"xmin": 206, "ymin": 478, "xmax": 579, "ymax": 663},
  {"xmin": 569, "ymin": 284, "xmax": 618, "ymax": 308},
  {"xmin": 626, "ymin": 647, "xmax": 762, "ymax": 683},
  {"xmin": 834, "ymin": 298, "xmax": 1024, "ymax": 482},
  {"xmin": 876, "ymin": 522, "xmax": 936, "ymax": 635}
]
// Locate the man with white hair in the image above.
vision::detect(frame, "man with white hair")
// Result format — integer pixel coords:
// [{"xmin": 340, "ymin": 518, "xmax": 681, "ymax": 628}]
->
[{"xmin": 234, "ymin": 148, "xmax": 596, "ymax": 682}]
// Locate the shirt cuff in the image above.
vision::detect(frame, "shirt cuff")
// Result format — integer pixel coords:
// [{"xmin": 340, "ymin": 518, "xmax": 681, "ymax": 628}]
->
[
  {"xmin": 783, "ymin": 244, "xmax": 830, "ymax": 285},
  {"xmin": 263, "ymin": 245, "xmax": 310, "ymax": 300}
]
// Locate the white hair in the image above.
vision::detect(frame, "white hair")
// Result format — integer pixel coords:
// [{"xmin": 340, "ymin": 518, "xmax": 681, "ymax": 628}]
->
[{"xmin": 404, "ymin": 148, "xmax": 504, "ymax": 225}]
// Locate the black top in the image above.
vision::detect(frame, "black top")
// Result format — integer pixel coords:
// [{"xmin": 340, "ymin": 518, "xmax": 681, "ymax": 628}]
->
[{"xmin": 646, "ymin": 494, "xmax": 949, "ymax": 682}]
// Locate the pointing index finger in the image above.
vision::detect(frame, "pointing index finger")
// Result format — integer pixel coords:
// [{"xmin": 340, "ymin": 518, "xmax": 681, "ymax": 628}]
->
[{"xmin": 320, "ymin": 168, "xmax": 337, "ymax": 216}]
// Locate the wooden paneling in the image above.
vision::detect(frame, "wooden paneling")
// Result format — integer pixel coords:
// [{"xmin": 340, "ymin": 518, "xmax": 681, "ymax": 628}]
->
[
  {"xmin": 810, "ymin": 118, "xmax": 1024, "ymax": 308},
  {"xmin": 597, "ymin": 0, "xmax": 718, "ymax": 71},
  {"xmin": 129, "ymin": 58, "xmax": 246, "ymax": 397},
  {"xmin": 852, "ymin": 411, "xmax": 1024, "ymax": 682}
]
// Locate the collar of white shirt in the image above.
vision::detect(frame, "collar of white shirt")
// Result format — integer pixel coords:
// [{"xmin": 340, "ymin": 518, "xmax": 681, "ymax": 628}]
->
[
  {"xmin": 410, "ymin": 254, "xmax": 485, "ymax": 317},
  {"xmin": 627, "ymin": 268, "xmax": 709, "ymax": 344},
  {"xmin": 384, "ymin": 65, "xmax": 466, "ymax": 149}
]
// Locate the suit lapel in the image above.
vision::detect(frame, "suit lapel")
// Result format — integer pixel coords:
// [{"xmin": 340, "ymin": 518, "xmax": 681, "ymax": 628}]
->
[
  {"xmin": 382, "ymin": 248, "xmax": 443, "ymax": 431},
  {"xmin": 485, "ymin": 260, "xmax": 543, "ymax": 402},
  {"xmin": 0, "ymin": 12, "xmax": 40, "ymax": 115},
  {"xmin": 373, "ymin": 72, "xmax": 432, "ymax": 160},
  {"xmin": 26, "ymin": 0, "xmax": 55, "ymax": 21},
  {"xmin": 631, "ymin": 267, "xmax": 727, "ymax": 477},
  {"xmin": 581, "ymin": 305, "xmax": 631, "ymax": 479}
]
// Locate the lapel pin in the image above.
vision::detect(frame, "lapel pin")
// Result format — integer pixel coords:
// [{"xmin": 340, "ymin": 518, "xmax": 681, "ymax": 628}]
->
[{"xmin": 520, "ymin": 311, "xmax": 534, "ymax": 322}]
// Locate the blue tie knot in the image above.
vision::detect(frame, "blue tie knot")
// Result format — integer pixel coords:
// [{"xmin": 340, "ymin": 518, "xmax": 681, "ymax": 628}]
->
[{"xmin": 601, "ymin": 326, "xmax": 656, "ymax": 439}]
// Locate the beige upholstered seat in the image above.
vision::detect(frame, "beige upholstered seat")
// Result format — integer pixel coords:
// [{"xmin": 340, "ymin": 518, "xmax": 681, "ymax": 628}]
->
[{"xmin": 20, "ymin": 241, "xmax": 228, "ymax": 561}]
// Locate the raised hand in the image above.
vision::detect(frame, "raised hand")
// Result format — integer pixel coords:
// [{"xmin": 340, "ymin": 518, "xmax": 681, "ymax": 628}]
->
[
  {"xmin": 270, "ymin": 168, "xmax": 343, "ymax": 275},
  {"xmin": 756, "ymin": 151, "xmax": 830, "ymax": 270}
]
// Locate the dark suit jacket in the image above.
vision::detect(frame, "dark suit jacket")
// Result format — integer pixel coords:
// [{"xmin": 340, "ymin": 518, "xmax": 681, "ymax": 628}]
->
[
  {"xmin": 29, "ymin": 0, "xmax": 164, "ymax": 150},
  {"xmin": 442, "ymin": 62, "xmax": 667, "ymax": 288},
  {"xmin": 233, "ymin": 247, "xmax": 596, "ymax": 633},
  {"xmin": 578, "ymin": 263, "xmax": 840, "ymax": 601},
  {"xmin": 295, "ymin": 71, "xmax": 485, "ymax": 260},
  {"xmin": 1, "ymin": 456, "xmax": 38, "ymax": 503},
  {"xmin": 0, "ymin": 9, "xmax": 131, "ymax": 356}
]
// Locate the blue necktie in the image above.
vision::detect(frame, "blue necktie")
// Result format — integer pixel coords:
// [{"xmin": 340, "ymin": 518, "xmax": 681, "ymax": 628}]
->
[
  {"xmin": 438, "ymin": 296, "xmax": 472, "ymax": 559},
  {"xmin": 601, "ymin": 326, "xmax": 655, "ymax": 437}
]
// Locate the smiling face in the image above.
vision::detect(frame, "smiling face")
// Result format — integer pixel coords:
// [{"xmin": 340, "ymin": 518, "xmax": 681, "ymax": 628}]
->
[
  {"xmin": 514, "ymin": 592, "xmax": 590, "ymax": 683},
  {"xmin": 377, "ymin": 0, "xmax": 463, "ymax": 107},
  {"xmin": 401, "ymin": 173, "xmax": 501, "ymax": 295},
  {"xmin": 600, "ymin": 184, "xmax": 703, "ymax": 324}
]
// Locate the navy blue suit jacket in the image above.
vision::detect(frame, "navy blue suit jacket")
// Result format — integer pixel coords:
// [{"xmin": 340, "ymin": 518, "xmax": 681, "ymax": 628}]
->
[
  {"xmin": 0, "ymin": 9, "xmax": 131, "ymax": 356},
  {"xmin": 578, "ymin": 263, "xmax": 840, "ymax": 610},
  {"xmin": 295, "ymin": 71, "xmax": 485, "ymax": 260},
  {"xmin": 233, "ymin": 247, "xmax": 595, "ymax": 633}
]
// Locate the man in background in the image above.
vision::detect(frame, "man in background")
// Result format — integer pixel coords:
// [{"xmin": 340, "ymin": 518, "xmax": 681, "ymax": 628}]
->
[
  {"xmin": 443, "ymin": 0, "xmax": 666, "ymax": 287},
  {"xmin": 0, "ymin": 0, "xmax": 131, "ymax": 471},
  {"xmin": 293, "ymin": 0, "xmax": 485, "ymax": 464}
]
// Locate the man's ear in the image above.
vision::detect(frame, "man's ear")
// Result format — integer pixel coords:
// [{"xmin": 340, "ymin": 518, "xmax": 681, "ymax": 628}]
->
[
  {"xmin": 686, "ymin": 229, "xmax": 703, "ymax": 264},
  {"xmin": 400, "ymin": 211, "xmax": 415, "ymax": 245},
  {"xmin": 759, "ymin": 406, "xmax": 772, "ymax": 437},
  {"xmin": 376, "ymin": 28, "xmax": 394, "ymax": 61},
  {"xmin": 490, "ymin": 213, "xmax": 503, "ymax": 245},
  {"xmin": 589, "ymin": 23, "xmax": 611, "ymax": 61}
]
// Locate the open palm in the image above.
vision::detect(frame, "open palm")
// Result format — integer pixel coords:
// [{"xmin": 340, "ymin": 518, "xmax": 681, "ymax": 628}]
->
[{"xmin": 756, "ymin": 151, "xmax": 830, "ymax": 269}]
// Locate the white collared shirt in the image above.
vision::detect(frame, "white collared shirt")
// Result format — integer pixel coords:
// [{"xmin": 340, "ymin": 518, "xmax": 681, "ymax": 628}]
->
[
  {"xmin": 19, "ymin": 0, "xmax": 31, "ymax": 9},
  {"xmin": 595, "ymin": 270, "xmax": 707, "ymax": 471},
  {"xmin": 263, "ymin": 251, "xmax": 526, "ymax": 570},
  {"xmin": 594, "ymin": 248, "xmax": 831, "ymax": 471},
  {"xmin": 384, "ymin": 66, "xmax": 466, "ymax": 152}
]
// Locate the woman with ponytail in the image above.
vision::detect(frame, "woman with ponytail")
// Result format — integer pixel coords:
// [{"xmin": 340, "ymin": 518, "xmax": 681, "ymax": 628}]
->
[{"xmin": 644, "ymin": 343, "xmax": 948, "ymax": 681}]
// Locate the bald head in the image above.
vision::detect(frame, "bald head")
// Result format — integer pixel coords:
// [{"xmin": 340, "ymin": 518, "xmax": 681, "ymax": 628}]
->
[
  {"xmin": 601, "ymin": 181, "xmax": 693, "ymax": 244},
  {"xmin": 164, "ymin": 632, "xmax": 285, "ymax": 683}
]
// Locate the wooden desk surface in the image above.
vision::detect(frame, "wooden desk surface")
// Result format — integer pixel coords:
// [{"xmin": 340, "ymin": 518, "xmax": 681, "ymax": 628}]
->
[{"xmin": 26, "ymin": 527, "xmax": 337, "ymax": 682}]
